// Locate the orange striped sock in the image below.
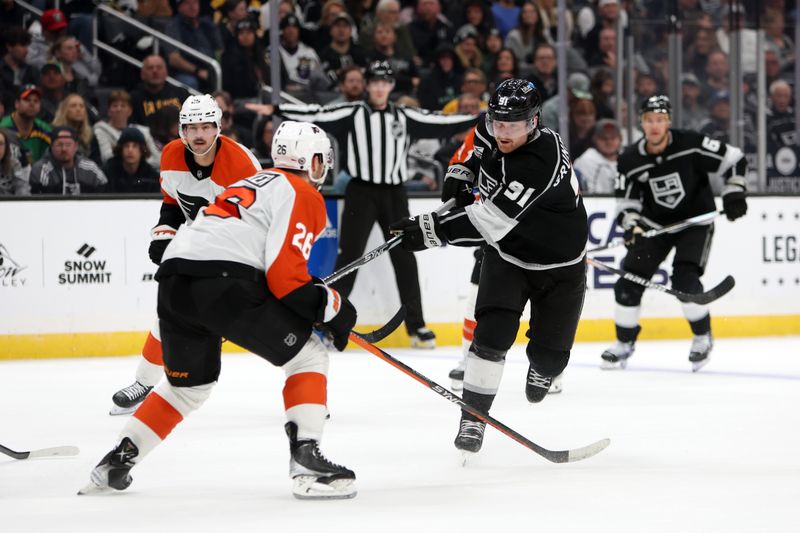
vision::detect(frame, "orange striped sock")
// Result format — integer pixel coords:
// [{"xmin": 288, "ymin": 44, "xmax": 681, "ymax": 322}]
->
[
  {"xmin": 133, "ymin": 392, "xmax": 183, "ymax": 440},
  {"xmin": 142, "ymin": 333, "xmax": 163, "ymax": 366}
]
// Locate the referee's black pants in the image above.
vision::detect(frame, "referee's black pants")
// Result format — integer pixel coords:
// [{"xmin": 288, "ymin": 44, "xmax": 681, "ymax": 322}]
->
[{"xmin": 332, "ymin": 179, "xmax": 426, "ymax": 333}]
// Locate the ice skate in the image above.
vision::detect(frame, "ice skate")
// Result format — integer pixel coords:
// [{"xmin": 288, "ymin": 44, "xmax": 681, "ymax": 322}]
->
[
  {"xmin": 454, "ymin": 416, "xmax": 486, "ymax": 465},
  {"xmin": 448, "ymin": 359, "xmax": 465, "ymax": 391},
  {"xmin": 78, "ymin": 437, "xmax": 138, "ymax": 495},
  {"xmin": 601, "ymin": 340, "xmax": 636, "ymax": 370},
  {"xmin": 285, "ymin": 422, "xmax": 356, "ymax": 500},
  {"xmin": 525, "ymin": 365, "xmax": 552, "ymax": 403},
  {"xmin": 689, "ymin": 333, "xmax": 713, "ymax": 372},
  {"xmin": 410, "ymin": 327, "xmax": 436, "ymax": 349},
  {"xmin": 109, "ymin": 381, "xmax": 153, "ymax": 416},
  {"xmin": 548, "ymin": 372, "xmax": 563, "ymax": 394}
]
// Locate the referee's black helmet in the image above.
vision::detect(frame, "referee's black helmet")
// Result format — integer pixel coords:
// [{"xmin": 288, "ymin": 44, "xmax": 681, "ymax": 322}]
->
[{"xmin": 366, "ymin": 60, "xmax": 395, "ymax": 83}]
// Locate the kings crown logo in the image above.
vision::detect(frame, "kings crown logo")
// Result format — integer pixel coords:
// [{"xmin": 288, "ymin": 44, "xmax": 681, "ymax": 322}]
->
[
  {"xmin": 0, "ymin": 243, "xmax": 28, "ymax": 288},
  {"xmin": 58, "ymin": 243, "xmax": 112, "ymax": 285}
]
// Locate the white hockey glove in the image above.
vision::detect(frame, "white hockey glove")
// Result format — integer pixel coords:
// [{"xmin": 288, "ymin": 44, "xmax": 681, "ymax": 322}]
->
[{"xmin": 148, "ymin": 224, "xmax": 177, "ymax": 265}]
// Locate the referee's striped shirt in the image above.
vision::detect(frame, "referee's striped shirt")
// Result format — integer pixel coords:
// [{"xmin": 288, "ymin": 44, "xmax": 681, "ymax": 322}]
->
[{"xmin": 277, "ymin": 101, "xmax": 478, "ymax": 185}]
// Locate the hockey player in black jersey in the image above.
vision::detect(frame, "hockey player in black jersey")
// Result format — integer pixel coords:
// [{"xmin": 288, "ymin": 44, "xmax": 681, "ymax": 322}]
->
[
  {"xmin": 601, "ymin": 95, "xmax": 748, "ymax": 372},
  {"xmin": 390, "ymin": 79, "xmax": 588, "ymax": 457}
]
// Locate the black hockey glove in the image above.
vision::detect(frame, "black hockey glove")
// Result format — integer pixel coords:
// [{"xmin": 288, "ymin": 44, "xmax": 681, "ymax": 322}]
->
[
  {"xmin": 316, "ymin": 284, "xmax": 357, "ymax": 351},
  {"xmin": 389, "ymin": 213, "xmax": 444, "ymax": 252},
  {"xmin": 441, "ymin": 164, "xmax": 476, "ymax": 207},
  {"xmin": 722, "ymin": 177, "xmax": 747, "ymax": 221},
  {"xmin": 148, "ymin": 224, "xmax": 177, "ymax": 265}
]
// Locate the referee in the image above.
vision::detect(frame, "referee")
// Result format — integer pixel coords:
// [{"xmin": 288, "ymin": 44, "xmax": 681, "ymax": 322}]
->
[{"xmin": 272, "ymin": 61, "xmax": 478, "ymax": 347}]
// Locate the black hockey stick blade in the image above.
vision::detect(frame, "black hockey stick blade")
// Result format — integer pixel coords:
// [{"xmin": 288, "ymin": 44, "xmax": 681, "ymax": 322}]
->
[
  {"xmin": 354, "ymin": 306, "xmax": 406, "ymax": 343},
  {"xmin": 587, "ymin": 258, "xmax": 735, "ymax": 305},
  {"xmin": 0, "ymin": 443, "xmax": 80, "ymax": 460},
  {"xmin": 349, "ymin": 332, "xmax": 610, "ymax": 464}
]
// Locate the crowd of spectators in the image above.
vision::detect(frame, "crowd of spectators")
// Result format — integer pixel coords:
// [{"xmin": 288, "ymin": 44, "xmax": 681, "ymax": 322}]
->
[{"xmin": 0, "ymin": 0, "xmax": 797, "ymax": 196}]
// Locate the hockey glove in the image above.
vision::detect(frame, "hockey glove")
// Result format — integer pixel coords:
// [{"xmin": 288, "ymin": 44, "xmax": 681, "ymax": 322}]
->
[
  {"xmin": 316, "ymin": 284, "xmax": 357, "ymax": 351},
  {"xmin": 148, "ymin": 224, "xmax": 177, "ymax": 265},
  {"xmin": 721, "ymin": 177, "xmax": 747, "ymax": 221},
  {"xmin": 389, "ymin": 213, "xmax": 444, "ymax": 252},
  {"xmin": 619, "ymin": 212, "xmax": 649, "ymax": 249},
  {"xmin": 442, "ymin": 164, "xmax": 476, "ymax": 207}
]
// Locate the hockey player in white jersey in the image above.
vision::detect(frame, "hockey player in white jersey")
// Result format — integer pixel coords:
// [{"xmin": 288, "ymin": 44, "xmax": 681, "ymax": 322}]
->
[
  {"xmin": 81, "ymin": 121, "xmax": 359, "ymax": 500},
  {"xmin": 109, "ymin": 94, "xmax": 261, "ymax": 415}
]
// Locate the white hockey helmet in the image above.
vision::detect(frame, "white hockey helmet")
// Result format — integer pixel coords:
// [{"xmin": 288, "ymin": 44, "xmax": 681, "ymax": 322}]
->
[
  {"xmin": 179, "ymin": 94, "xmax": 222, "ymax": 155},
  {"xmin": 272, "ymin": 120, "xmax": 333, "ymax": 186}
]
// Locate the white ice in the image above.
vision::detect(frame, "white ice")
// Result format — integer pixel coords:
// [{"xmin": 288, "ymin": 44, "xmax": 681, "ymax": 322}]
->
[{"xmin": 2, "ymin": 337, "xmax": 800, "ymax": 533}]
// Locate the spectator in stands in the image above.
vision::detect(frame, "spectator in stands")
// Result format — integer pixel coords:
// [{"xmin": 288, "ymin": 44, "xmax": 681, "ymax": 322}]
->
[
  {"xmin": 408, "ymin": 0, "xmax": 454, "ymax": 67},
  {"xmin": 29, "ymin": 125, "xmax": 107, "ymax": 194},
  {"xmin": 279, "ymin": 14, "xmax": 328, "ymax": 102},
  {"xmin": 540, "ymin": 71, "xmax": 592, "ymax": 132},
  {"xmin": 699, "ymin": 91, "xmax": 731, "ymax": 143},
  {"xmin": 578, "ymin": 0, "xmax": 621, "ymax": 54},
  {"xmin": 418, "ymin": 44, "xmax": 463, "ymax": 110},
  {"xmin": 0, "ymin": 127, "xmax": 29, "ymax": 195},
  {"xmin": 454, "ymin": 26, "xmax": 483, "ymax": 70},
  {"xmin": 538, "ymin": 0, "xmax": 571, "ymax": 44},
  {"xmin": 505, "ymin": 1, "xmax": 550, "ymax": 68},
  {"xmin": 0, "ymin": 27, "xmax": 38, "ymax": 111},
  {"xmin": 330, "ymin": 65, "xmax": 366, "ymax": 104},
  {"xmin": 360, "ymin": 0, "xmax": 416, "ymax": 60},
  {"xmin": 481, "ymin": 28, "xmax": 504, "ymax": 74},
  {"xmin": 703, "ymin": 50, "xmax": 729, "ymax": 100},
  {"xmin": 102, "ymin": 127, "xmax": 160, "ymax": 193},
  {"xmin": 442, "ymin": 68, "xmax": 489, "ymax": 114},
  {"xmin": 38, "ymin": 61, "xmax": 66, "ymax": 123},
  {"xmin": 319, "ymin": 13, "xmax": 368, "ymax": 89},
  {"xmin": 50, "ymin": 36, "xmax": 91, "ymax": 99},
  {"xmin": 311, "ymin": 0, "xmax": 348, "ymax": 50},
  {"xmin": 680, "ymin": 73, "xmax": 708, "ymax": 131},
  {"xmin": 767, "ymin": 79, "xmax": 796, "ymax": 151},
  {"xmin": 435, "ymin": 92, "xmax": 482, "ymax": 168},
  {"xmin": 251, "ymin": 114, "xmax": 274, "ymax": 166},
  {"xmin": 213, "ymin": 90, "xmax": 249, "ymax": 144},
  {"xmin": 0, "ymin": 84, "xmax": 52, "ymax": 163},
  {"xmin": 165, "ymin": 0, "xmax": 223, "ymax": 91},
  {"xmin": 52, "ymin": 93, "xmax": 101, "ymax": 165},
  {"xmin": 368, "ymin": 22, "xmax": 419, "ymax": 97},
  {"xmin": 94, "ymin": 89, "xmax": 160, "ymax": 168},
  {"xmin": 130, "ymin": 55, "xmax": 190, "ymax": 129},
  {"xmin": 218, "ymin": 0, "xmax": 250, "ymax": 49},
  {"xmin": 764, "ymin": 9, "xmax": 794, "ymax": 65},
  {"xmin": 715, "ymin": 2, "xmax": 757, "ymax": 73},
  {"xmin": 590, "ymin": 67, "xmax": 615, "ymax": 120},
  {"xmin": 28, "ymin": 11, "xmax": 103, "ymax": 87},
  {"xmin": 528, "ymin": 43, "xmax": 557, "ymax": 99},
  {"xmin": 0, "ymin": 0, "xmax": 26, "ymax": 33},
  {"xmin": 492, "ymin": 0, "xmax": 521, "ymax": 40},
  {"xmin": 453, "ymin": 0, "xmax": 494, "ymax": 50},
  {"xmin": 685, "ymin": 27, "xmax": 719, "ymax": 82},
  {"xmin": 487, "ymin": 47, "xmax": 519, "ymax": 92},
  {"xmin": 765, "ymin": 46, "xmax": 793, "ymax": 87},
  {"xmin": 148, "ymin": 105, "xmax": 180, "ymax": 151},
  {"xmin": 635, "ymin": 71, "xmax": 658, "ymax": 107},
  {"xmin": 221, "ymin": 18, "xmax": 268, "ymax": 100},
  {"xmin": 573, "ymin": 118, "xmax": 621, "ymax": 194},
  {"xmin": 588, "ymin": 27, "xmax": 617, "ymax": 69},
  {"xmin": 569, "ymin": 98, "xmax": 597, "ymax": 160},
  {"xmin": 136, "ymin": 0, "xmax": 174, "ymax": 33}
]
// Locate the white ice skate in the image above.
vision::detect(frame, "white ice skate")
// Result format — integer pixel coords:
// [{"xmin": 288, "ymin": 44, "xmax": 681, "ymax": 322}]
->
[
  {"xmin": 689, "ymin": 333, "xmax": 713, "ymax": 372},
  {"xmin": 601, "ymin": 340, "xmax": 636, "ymax": 370}
]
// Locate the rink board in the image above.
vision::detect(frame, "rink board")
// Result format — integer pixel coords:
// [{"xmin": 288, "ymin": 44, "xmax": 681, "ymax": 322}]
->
[{"xmin": 1, "ymin": 197, "xmax": 798, "ymax": 359}]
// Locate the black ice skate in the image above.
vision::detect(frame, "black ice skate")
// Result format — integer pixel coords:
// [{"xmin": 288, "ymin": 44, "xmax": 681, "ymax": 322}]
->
[
  {"xmin": 601, "ymin": 340, "xmax": 636, "ymax": 370},
  {"xmin": 78, "ymin": 437, "xmax": 138, "ymax": 495},
  {"xmin": 525, "ymin": 366, "xmax": 552, "ymax": 403},
  {"xmin": 454, "ymin": 416, "xmax": 486, "ymax": 465},
  {"xmin": 448, "ymin": 360, "xmax": 465, "ymax": 391},
  {"xmin": 285, "ymin": 422, "xmax": 356, "ymax": 500},
  {"xmin": 110, "ymin": 381, "xmax": 153, "ymax": 416},
  {"xmin": 410, "ymin": 327, "xmax": 436, "ymax": 349},
  {"xmin": 689, "ymin": 333, "xmax": 713, "ymax": 372}
]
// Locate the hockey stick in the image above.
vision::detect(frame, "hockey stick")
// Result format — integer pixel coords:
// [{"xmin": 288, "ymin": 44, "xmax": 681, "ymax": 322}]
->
[
  {"xmin": 349, "ymin": 332, "xmax": 610, "ymax": 464},
  {"xmin": 586, "ymin": 257, "xmax": 735, "ymax": 305},
  {"xmin": 354, "ymin": 306, "xmax": 406, "ymax": 343},
  {"xmin": 587, "ymin": 210, "xmax": 724, "ymax": 254},
  {"xmin": 322, "ymin": 199, "xmax": 456, "ymax": 285},
  {"xmin": 0, "ymin": 443, "xmax": 79, "ymax": 460}
]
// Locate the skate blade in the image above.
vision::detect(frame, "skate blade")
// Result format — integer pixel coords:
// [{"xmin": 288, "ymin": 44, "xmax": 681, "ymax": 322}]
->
[
  {"xmin": 600, "ymin": 359, "xmax": 627, "ymax": 370},
  {"xmin": 410, "ymin": 340, "xmax": 436, "ymax": 350},
  {"xmin": 458, "ymin": 450, "xmax": 476, "ymax": 467},
  {"xmin": 77, "ymin": 481, "xmax": 112, "ymax": 495},
  {"xmin": 548, "ymin": 385, "xmax": 563, "ymax": 394},
  {"xmin": 109, "ymin": 404, "xmax": 138, "ymax": 416},
  {"xmin": 292, "ymin": 476, "xmax": 357, "ymax": 500},
  {"xmin": 450, "ymin": 379, "xmax": 463, "ymax": 392},
  {"xmin": 691, "ymin": 358, "xmax": 710, "ymax": 373}
]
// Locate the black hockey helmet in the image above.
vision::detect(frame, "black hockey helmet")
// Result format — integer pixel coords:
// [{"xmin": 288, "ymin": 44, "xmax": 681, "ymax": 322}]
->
[
  {"xmin": 366, "ymin": 60, "xmax": 394, "ymax": 83},
  {"xmin": 486, "ymin": 78, "xmax": 542, "ymax": 136},
  {"xmin": 640, "ymin": 95, "xmax": 672, "ymax": 117}
]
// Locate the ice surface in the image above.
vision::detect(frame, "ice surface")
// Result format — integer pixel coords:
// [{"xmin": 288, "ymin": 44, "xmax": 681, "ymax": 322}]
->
[{"xmin": 2, "ymin": 337, "xmax": 799, "ymax": 532}]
